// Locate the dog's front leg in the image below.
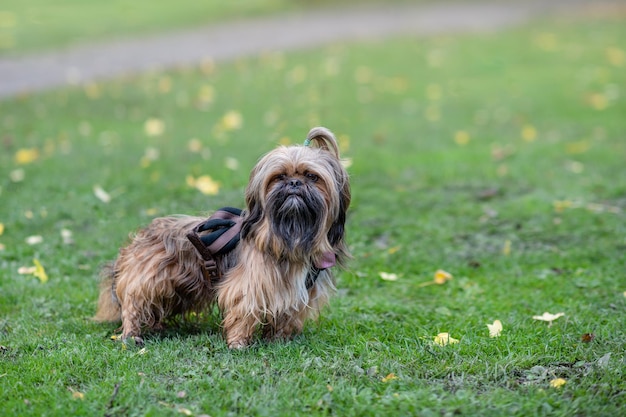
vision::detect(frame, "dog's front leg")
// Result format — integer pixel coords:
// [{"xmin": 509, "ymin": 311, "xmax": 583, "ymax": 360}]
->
[
  {"xmin": 262, "ymin": 309, "xmax": 306, "ymax": 342},
  {"xmin": 222, "ymin": 307, "xmax": 258, "ymax": 349}
]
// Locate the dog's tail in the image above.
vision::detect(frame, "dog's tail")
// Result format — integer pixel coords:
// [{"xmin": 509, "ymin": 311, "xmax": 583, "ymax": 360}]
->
[{"xmin": 92, "ymin": 263, "xmax": 121, "ymax": 322}]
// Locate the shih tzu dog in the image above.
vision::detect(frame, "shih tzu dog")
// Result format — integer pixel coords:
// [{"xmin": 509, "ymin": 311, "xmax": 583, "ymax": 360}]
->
[{"xmin": 94, "ymin": 127, "xmax": 350, "ymax": 348}]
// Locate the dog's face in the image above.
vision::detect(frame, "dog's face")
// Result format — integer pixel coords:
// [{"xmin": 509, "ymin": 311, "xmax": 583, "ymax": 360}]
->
[{"xmin": 241, "ymin": 129, "xmax": 350, "ymax": 262}]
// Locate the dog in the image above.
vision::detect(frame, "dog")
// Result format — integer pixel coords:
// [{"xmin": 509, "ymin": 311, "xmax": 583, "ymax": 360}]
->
[{"xmin": 94, "ymin": 127, "xmax": 350, "ymax": 348}]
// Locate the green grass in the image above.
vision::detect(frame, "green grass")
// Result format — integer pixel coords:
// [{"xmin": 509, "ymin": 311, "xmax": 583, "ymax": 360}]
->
[
  {"xmin": 1, "ymin": 11, "xmax": 626, "ymax": 417},
  {"xmin": 0, "ymin": 0, "xmax": 416, "ymax": 54}
]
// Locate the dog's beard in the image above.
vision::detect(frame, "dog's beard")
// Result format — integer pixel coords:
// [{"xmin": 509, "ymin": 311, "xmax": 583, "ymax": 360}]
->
[{"xmin": 266, "ymin": 185, "xmax": 326, "ymax": 254}]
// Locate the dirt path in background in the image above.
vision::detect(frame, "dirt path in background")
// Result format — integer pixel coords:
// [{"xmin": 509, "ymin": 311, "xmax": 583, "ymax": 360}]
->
[{"xmin": 0, "ymin": 0, "xmax": 615, "ymax": 99}]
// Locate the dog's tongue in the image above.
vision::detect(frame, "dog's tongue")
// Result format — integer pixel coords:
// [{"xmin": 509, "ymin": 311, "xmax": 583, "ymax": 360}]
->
[{"xmin": 315, "ymin": 252, "xmax": 336, "ymax": 269}]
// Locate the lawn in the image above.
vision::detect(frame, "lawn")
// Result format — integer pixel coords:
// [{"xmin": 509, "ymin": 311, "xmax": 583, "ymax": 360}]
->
[{"xmin": 1, "ymin": 7, "xmax": 625, "ymax": 417}]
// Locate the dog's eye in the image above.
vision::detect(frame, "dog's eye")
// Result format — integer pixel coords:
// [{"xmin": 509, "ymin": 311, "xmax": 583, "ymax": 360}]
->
[
  {"xmin": 274, "ymin": 174, "xmax": 286, "ymax": 182},
  {"xmin": 305, "ymin": 173, "xmax": 319, "ymax": 182}
]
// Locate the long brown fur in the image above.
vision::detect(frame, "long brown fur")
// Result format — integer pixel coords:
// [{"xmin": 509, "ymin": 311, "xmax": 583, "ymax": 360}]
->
[{"xmin": 94, "ymin": 127, "xmax": 350, "ymax": 348}]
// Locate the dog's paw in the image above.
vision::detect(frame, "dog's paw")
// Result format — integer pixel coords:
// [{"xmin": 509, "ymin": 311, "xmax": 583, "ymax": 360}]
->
[{"xmin": 227, "ymin": 339, "xmax": 250, "ymax": 349}]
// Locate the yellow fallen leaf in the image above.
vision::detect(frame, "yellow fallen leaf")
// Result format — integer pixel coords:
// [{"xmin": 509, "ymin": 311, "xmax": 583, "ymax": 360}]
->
[
  {"xmin": 220, "ymin": 110, "xmax": 243, "ymax": 131},
  {"xmin": 487, "ymin": 320, "xmax": 503, "ymax": 338},
  {"xmin": 178, "ymin": 408, "xmax": 192, "ymax": 416},
  {"xmin": 144, "ymin": 118, "xmax": 165, "ymax": 137},
  {"xmin": 454, "ymin": 130, "xmax": 470, "ymax": 146},
  {"xmin": 71, "ymin": 391, "xmax": 85, "ymax": 400},
  {"xmin": 33, "ymin": 259, "xmax": 48, "ymax": 283},
  {"xmin": 532, "ymin": 312, "xmax": 564, "ymax": 327},
  {"xmin": 15, "ymin": 148, "xmax": 40, "ymax": 164},
  {"xmin": 379, "ymin": 272, "xmax": 398, "ymax": 281},
  {"xmin": 189, "ymin": 175, "xmax": 220, "ymax": 196},
  {"xmin": 387, "ymin": 245, "xmax": 401, "ymax": 254},
  {"xmin": 434, "ymin": 332, "xmax": 459, "ymax": 346},
  {"xmin": 502, "ymin": 239, "xmax": 511, "ymax": 256},
  {"xmin": 434, "ymin": 269, "xmax": 453, "ymax": 284},
  {"xmin": 187, "ymin": 138, "xmax": 203, "ymax": 153},
  {"xmin": 0, "ymin": 223, "xmax": 4, "ymax": 236},
  {"xmin": 381, "ymin": 373, "xmax": 398, "ymax": 383},
  {"xmin": 549, "ymin": 378, "xmax": 567, "ymax": 388},
  {"xmin": 589, "ymin": 93, "xmax": 608, "ymax": 111},
  {"xmin": 521, "ymin": 124, "xmax": 537, "ymax": 142},
  {"xmin": 606, "ymin": 46, "xmax": 625, "ymax": 67},
  {"xmin": 110, "ymin": 334, "xmax": 122, "ymax": 341},
  {"xmin": 553, "ymin": 199, "xmax": 574, "ymax": 213},
  {"xmin": 197, "ymin": 84, "xmax": 215, "ymax": 104}
]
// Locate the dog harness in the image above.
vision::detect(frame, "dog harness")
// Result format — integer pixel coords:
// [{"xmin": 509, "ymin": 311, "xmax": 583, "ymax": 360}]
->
[{"xmin": 186, "ymin": 207, "xmax": 334, "ymax": 289}]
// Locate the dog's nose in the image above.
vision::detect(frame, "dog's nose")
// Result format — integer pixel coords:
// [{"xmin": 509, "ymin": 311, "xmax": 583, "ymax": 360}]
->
[{"xmin": 288, "ymin": 179, "xmax": 302, "ymax": 188}]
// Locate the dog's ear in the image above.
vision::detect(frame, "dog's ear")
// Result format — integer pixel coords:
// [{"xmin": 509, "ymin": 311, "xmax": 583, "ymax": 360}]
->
[
  {"xmin": 305, "ymin": 127, "xmax": 340, "ymax": 159},
  {"xmin": 241, "ymin": 167, "xmax": 264, "ymax": 240}
]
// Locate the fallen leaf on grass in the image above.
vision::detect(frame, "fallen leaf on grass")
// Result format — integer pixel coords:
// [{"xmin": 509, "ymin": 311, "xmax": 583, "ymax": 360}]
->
[
  {"xmin": 606, "ymin": 46, "xmax": 625, "ymax": 67},
  {"xmin": 68, "ymin": 387, "xmax": 85, "ymax": 400},
  {"xmin": 502, "ymin": 239, "xmax": 511, "ymax": 256},
  {"xmin": 220, "ymin": 110, "xmax": 243, "ymax": 131},
  {"xmin": 381, "ymin": 373, "xmax": 398, "ymax": 383},
  {"xmin": 18, "ymin": 259, "xmax": 48, "ymax": 283},
  {"xmin": 0, "ymin": 223, "xmax": 4, "ymax": 235},
  {"xmin": 144, "ymin": 118, "xmax": 165, "ymax": 137},
  {"xmin": 25, "ymin": 235, "xmax": 43, "ymax": 245},
  {"xmin": 187, "ymin": 175, "xmax": 220, "ymax": 196},
  {"xmin": 596, "ymin": 352, "xmax": 611, "ymax": 368},
  {"xmin": 60, "ymin": 229, "xmax": 74, "ymax": 245},
  {"xmin": 32, "ymin": 259, "xmax": 48, "ymax": 283},
  {"xmin": 521, "ymin": 124, "xmax": 537, "ymax": 142},
  {"xmin": 532, "ymin": 312, "xmax": 564, "ymax": 327},
  {"xmin": 378, "ymin": 271, "xmax": 398, "ymax": 281},
  {"xmin": 10, "ymin": 168, "xmax": 25, "ymax": 182},
  {"xmin": 434, "ymin": 269, "xmax": 452, "ymax": 284},
  {"xmin": 93, "ymin": 185, "xmax": 112, "ymax": 203},
  {"xmin": 178, "ymin": 408, "xmax": 192, "ymax": 416},
  {"xmin": 549, "ymin": 378, "xmax": 567, "ymax": 388},
  {"xmin": 433, "ymin": 332, "xmax": 459, "ymax": 346},
  {"xmin": 454, "ymin": 130, "xmax": 470, "ymax": 146},
  {"xmin": 418, "ymin": 269, "xmax": 453, "ymax": 287},
  {"xmin": 14, "ymin": 148, "xmax": 40, "ymax": 164},
  {"xmin": 224, "ymin": 157, "xmax": 239, "ymax": 171},
  {"xmin": 487, "ymin": 320, "xmax": 503, "ymax": 338},
  {"xmin": 581, "ymin": 333, "xmax": 595, "ymax": 343}
]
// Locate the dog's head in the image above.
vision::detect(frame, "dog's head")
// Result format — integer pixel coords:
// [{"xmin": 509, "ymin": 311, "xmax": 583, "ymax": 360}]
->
[{"xmin": 241, "ymin": 127, "xmax": 350, "ymax": 264}]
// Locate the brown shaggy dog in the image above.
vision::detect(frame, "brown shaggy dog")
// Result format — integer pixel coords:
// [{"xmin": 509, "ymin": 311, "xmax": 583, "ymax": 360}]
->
[{"xmin": 94, "ymin": 127, "xmax": 350, "ymax": 348}]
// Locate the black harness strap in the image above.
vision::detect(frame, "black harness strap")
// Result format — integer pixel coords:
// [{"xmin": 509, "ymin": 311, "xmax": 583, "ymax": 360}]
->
[
  {"xmin": 187, "ymin": 207, "xmax": 243, "ymax": 284},
  {"xmin": 186, "ymin": 207, "xmax": 325, "ymax": 290}
]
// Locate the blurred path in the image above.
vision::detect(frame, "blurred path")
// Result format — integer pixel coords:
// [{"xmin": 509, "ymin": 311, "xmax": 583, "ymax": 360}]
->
[{"xmin": 0, "ymin": 0, "xmax": 614, "ymax": 98}]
